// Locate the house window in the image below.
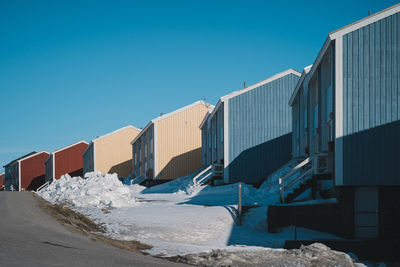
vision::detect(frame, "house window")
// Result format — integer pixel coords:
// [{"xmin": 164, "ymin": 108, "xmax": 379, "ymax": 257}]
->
[
  {"xmin": 296, "ymin": 120, "xmax": 300, "ymax": 139},
  {"xmin": 314, "ymin": 104, "xmax": 318, "ymax": 136},
  {"xmin": 220, "ymin": 127, "xmax": 223, "ymax": 143},
  {"xmin": 326, "ymin": 85, "xmax": 332, "ymax": 122}
]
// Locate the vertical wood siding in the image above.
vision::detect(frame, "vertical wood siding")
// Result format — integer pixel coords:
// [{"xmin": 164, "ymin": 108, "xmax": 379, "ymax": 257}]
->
[
  {"xmin": 156, "ymin": 103, "xmax": 210, "ymax": 180},
  {"xmin": 54, "ymin": 142, "xmax": 87, "ymax": 180},
  {"xmin": 20, "ymin": 152, "xmax": 50, "ymax": 191},
  {"xmin": 341, "ymin": 12, "xmax": 400, "ymax": 185},
  {"xmin": 228, "ymin": 73, "xmax": 299, "ymax": 184},
  {"xmin": 343, "ymin": 12, "xmax": 400, "ymax": 136},
  {"xmin": 95, "ymin": 127, "xmax": 140, "ymax": 178}
]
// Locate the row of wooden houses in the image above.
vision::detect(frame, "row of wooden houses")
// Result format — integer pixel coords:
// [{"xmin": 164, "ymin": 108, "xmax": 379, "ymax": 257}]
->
[
  {"xmin": 2, "ymin": 101, "xmax": 212, "ymax": 191},
  {"xmin": 2, "ymin": 2, "xmax": 399, "ymax": 242}
]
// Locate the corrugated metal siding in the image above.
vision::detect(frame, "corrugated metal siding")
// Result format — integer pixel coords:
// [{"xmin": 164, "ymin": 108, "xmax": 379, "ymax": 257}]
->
[
  {"xmin": 156, "ymin": 103, "xmax": 209, "ymax": 180},
  {"xmin": 343, "ymin": 12, "xmax": 400, "ymax": 136},
  {"xmin": 228, "ymin": 73, "xmax": 299, "ymax": 184},
  {"xmin": 341, "ymin": 12, "xmax": 400, "ymax": 185}
]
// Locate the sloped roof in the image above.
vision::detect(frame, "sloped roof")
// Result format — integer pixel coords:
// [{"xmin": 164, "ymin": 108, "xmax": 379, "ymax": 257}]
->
[
  {"xmin": 18, "ymin": 151, "xmax": 50, "ymax": 163},
  {"xmin": 308, "ymin": 3, "xmax": 400, "ymax": 80},
  {"xmin": 3, "ymin": 151, "xmax": 37, "ymax": 168},
  {"xmin": 209, "ymin": 69, "xmax": 301, "ymax": 120},
  {"xmin": 288, "ymin": 65, "xmax": 312, "ymax": 106},
  {"xmin": 131, "ymin": 100, "xmax": 213, "ymax": 145}
]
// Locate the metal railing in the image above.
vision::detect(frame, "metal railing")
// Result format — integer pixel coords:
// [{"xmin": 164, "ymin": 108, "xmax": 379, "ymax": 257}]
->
[
  {"xmin": 280, "ymin": 167, "xmax": 314, "ymax": 203},
  {"xmin": 36, "ymin": 181, "xmax": 49, "ymax": 192},
  {"xmin": 192, "ymin": 165, "xmax": 212, "ymax": 185},
  {"xmin": 278, "ymin": 157, "xmax": 314, "ymax": 203}
]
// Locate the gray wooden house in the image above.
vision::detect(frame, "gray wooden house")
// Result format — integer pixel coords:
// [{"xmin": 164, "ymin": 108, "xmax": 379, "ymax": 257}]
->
[
  {"xmin": 288, "ymin": 3, "xmax": 400, "ymax": 239},
  {"xmin": 201, "ymin": 69, "xmax": 301, "ymax": 185}
]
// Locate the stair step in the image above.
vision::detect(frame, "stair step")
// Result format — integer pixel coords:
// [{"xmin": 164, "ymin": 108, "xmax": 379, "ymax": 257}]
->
[{"xmin": 313, "ymin": 173, "xmax": 333, "ymax": 180}]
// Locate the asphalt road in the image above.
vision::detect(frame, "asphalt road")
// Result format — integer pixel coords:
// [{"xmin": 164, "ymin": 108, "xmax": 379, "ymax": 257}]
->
[{"xmin": 0, "ymin": 192, "xmax": 184, "ymax": 267}]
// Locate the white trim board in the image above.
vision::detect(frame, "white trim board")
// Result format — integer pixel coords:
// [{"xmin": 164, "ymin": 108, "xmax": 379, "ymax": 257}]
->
[
  {"xmin": 130, "ymin": 122, "xmax": 153, "ymax": 145},
  {"xmin": 308, "ymin": 3, "xmax": 400, "ymax": 80},
  {"xmin": 52, "ymin": 153, "xmax": 55, "ymax": 180},
  {"xmin": 223, "ymin": 100, "xmax": 229, "ymax": 184},
  {"xmin": 18, "ymin": 151, "xmax": 49, "ymax": 163},
  {"xmin": 334, "ymin": 35, "xmax": 344, "ymax": 186},
  {"xmin": 209, "ymin": 69, "xmax": 301, "ymax": 122},
  {"xmin": 82, "ymin": 141, "xmax": 94, "ymax": 157},
  {"xmin": 92, "ymin": 125, "xmax": 141, "ymax": 143},
  {"xmin": 132, "ymin": 100, "xmax": 213, "ymax": 145},
  {"xmin": 52, "ymin": 140, "xmax": 88, "ymax": 155},
  {"xmin": 199, "ymin": 109, "xmax": 214, "ymax": 129},
  {"xmin": 288, "ymin": 65, "xmax": 312, "ymax": 106},
  {"xmin": 18, "ymin": 161, "xmax": 21, "ymax": 191},
  {"xmin": 151, "ymin": 100, "xmax": 212, "ymax": 124},
  {"xmin": 220, "ymin": 69, "xmax": 301, "ymax": 102}
]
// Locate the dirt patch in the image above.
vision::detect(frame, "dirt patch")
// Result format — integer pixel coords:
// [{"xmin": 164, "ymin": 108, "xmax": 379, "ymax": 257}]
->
[{"xmin": 34, "ymin": 194, "xmax": 152, "ymax": 255}]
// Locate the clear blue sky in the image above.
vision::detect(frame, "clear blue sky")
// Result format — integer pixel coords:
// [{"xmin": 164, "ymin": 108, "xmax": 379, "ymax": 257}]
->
[{"xmin": 0, "ymin": 0, "xmax": 397, "ymax": 172}]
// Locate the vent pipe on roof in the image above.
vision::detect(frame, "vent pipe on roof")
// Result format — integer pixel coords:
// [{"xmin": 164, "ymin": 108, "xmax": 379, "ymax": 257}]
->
[
  {"xmin": 160, "ymin": 113, "xmax": 164, "ymax": 116},
  {"xmin": 244, "ymin": 81, "xmax": 246, "ymax": 88},
  {"xmin": 368, "ymin": 9, "xmax": 371, "ymax": 16}
]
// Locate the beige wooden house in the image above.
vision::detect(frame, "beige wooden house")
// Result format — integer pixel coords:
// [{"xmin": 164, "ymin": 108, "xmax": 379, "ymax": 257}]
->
[
  {"xmin": 131, "ymin": 101, "xmax": 212, "ymax": 182},
  {"xmin": 83, "ymin": 126, "xmax": 141, "ymax": 178}
]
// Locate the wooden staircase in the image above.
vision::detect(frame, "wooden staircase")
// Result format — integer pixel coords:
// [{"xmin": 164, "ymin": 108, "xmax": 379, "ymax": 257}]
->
[{"xmin": 283, "ymin": 178, "xmax": 317, "ymax": 203}]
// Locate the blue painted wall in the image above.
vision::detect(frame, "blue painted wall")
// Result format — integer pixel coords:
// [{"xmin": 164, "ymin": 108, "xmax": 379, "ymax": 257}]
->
[
  {"xmin": 341, "ymin": 11, "xmax": 400, "ymax": 185},
  {"xmin": 227, "ymin": 73, "xmax": 300, "ymax": 184}
]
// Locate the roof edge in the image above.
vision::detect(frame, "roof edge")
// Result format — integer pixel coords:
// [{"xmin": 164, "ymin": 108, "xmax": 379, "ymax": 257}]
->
[
  {"xmin": 288, "ymin": 65, "xmax": 313, "ymax": 106},
  {"xmin": 130, "ymin": 121, "xmax": 153, "ymax": 145},
  {"xmin": 220, "ymin": 68, "xmax": 301, "ymax": 103},
  {"xmin": 92, "ymin": 125, "xmax": 141, "ymax": 143},
  {"xmin": 329, "ymin": 3, "xmax": 400, "ymax": 39},
  {"xmin": 18, "ymin": 151, "xmax": 50, "ymax": 163},
  {"xmin": 52, "ymin": 140, "xmax": 88, "ymax": 155}
]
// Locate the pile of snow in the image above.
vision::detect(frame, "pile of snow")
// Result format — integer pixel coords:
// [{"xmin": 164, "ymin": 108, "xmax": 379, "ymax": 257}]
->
[
  {"xmin": 171, "ymin": 243, "xmax": 361, "ymax": 267},
  {"xmin": 38, "ymin": 172, "xmax": 135, "ymax": 208}
]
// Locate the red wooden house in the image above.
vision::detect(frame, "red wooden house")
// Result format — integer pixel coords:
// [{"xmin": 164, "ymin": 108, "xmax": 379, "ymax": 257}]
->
[
  {"xmin": 45, "ymin": 141, "xmax": 88, "ymax": 183},
  {"xmin": 0, "ymin": 173, "xmax": 5, "ymax": 191},
  {"xmin": 16, "ymin": 151, "xmax": 50, "ymax": 191}
]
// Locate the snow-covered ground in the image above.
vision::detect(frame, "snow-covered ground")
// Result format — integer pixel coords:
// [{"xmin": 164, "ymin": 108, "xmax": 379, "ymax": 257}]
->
[{"xmin": 37, "ymin": 166, "xmax": 345, "ymax": 259}]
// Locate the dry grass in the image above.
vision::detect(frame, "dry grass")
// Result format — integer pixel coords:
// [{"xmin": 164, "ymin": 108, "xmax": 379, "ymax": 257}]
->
[{"xmin": 34, "ymin": 194, "xmax": 152, "ymax": 254}]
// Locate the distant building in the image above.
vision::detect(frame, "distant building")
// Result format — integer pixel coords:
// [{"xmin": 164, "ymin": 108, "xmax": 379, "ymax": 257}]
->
[
  {"xmin": 3, "ymin": 151, "xmax": 50, "ymax": 191},
  {"xmin": 45, "ymin": 141, "xmax": 88, "ymax": 183},
  {"xmin": 83, "ymin": 126, "xmax": 141, "ymax": 178},
  {"xmin": 201, "ymin": 69, "xmax": 301, "ymax": 185},
  {"xmin": 288, "ymin": 3, "xmax": 400, "ymax": 239},
  {"xmin": 0, "ymin": 173, "xmax": 5, "ymax": 191},
  {"xmin": 131, "ymin": 101, "xmax": 212, "ymax": 183}
]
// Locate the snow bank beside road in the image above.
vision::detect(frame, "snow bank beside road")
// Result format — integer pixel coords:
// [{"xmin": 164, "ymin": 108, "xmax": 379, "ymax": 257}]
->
[{"xmin": 38, "ymin": 172, "xmax": 135, "ymax": 208}]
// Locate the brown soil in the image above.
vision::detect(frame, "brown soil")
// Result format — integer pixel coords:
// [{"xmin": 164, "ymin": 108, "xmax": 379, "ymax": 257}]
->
[{"xmin": 34, "ymin": 194, "xmax": 152, "ymax": 255}]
